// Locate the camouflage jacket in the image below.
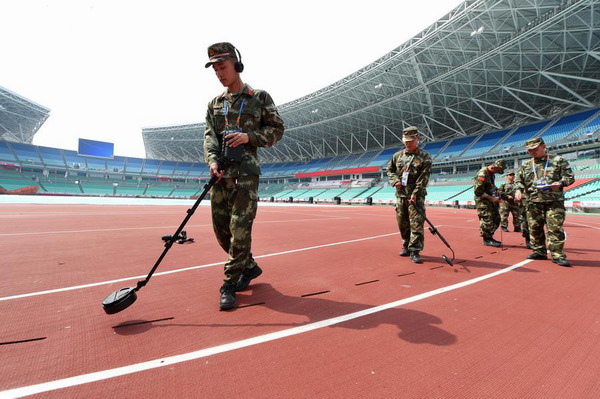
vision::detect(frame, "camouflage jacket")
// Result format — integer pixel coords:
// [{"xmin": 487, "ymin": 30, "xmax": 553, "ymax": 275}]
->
[
  {"xmin": 515, "ymin": 153, "xmax": 575, "ymax": 203},
  {"xmin": 474, "ymin": 167, "xmax": 498, "ymax": 202},
  {"xmin": 497, "ymin": 181, "xmax": 518, "ymax": 204},
  {"xmin": 204, "ymin": 84, "xmax": 285, "ymax": 177},
  {"xmin": 387, "ymin": 148, "xmax": 432, "ymax": 198}
]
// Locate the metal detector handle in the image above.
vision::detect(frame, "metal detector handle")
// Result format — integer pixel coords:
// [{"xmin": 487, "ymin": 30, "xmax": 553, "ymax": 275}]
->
[
  {"xmin": 428, "ymin": 226, "xmax": 452, "ymax": 249},
  {"xmin": 135, "ymin": 174, "xmax": 219, "ymax": 291},
  {"xmin": 413, "ymin": 203, "xmax": 452, "ymax": 249}
]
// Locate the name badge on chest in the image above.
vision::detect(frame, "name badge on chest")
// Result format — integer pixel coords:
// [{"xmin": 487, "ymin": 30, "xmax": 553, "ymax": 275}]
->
[{"xmin": 401, "ymin": 171, "xmax": 409, "ymax": 186}]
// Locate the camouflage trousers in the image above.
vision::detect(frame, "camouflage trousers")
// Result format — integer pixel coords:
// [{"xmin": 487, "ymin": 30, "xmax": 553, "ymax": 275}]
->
[
  {"xmin": 210, "ymin": 176, "xmax": 259, "ymax": 283},
  {"xmin": 395, "ymin": 196, "xmax": 425, "ymax": 252},
  {"xmin": 520, "ymin": 201, "xmax": 529, "ymax": 241},
  {"xmin": 475, "ymin": 199, "xmax": 500, "ymax": 239},
  {"xmin": 500, "ymin": 202, "xmax": 522, "ymax": 229},
  {"xmin": 526, "ymin": 201, "xmax": 567, "ymax": 259}
]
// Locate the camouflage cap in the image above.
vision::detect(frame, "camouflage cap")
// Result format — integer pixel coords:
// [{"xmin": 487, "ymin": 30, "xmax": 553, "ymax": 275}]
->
[
  {"xmin": 525, "ymin": 137, "xmax": 545, "ymax": 150},
  {"xmin": 493, "ymin": 159, "xmax": 506, "ymax": 173},
  {"xmin": 402, "ymin": 126, "xmax": 419, "ymax": 142},
  {"xmin": 205, "ymin": 42, "xmax": 238, "ymax": 68},
  {"xmin": 506, "ymin": 170, "xmax": 515, "ymax": 175}
]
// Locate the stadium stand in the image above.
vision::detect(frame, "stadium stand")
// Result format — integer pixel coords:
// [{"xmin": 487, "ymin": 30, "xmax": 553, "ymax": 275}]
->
[
  {"xmin": 2, "ymin": 1, "xmax": 599, "ymax": 212},
  {"xmin": 494, "ymin": 120, "xmax": 552, "ymax": 154},
  {"xmin": 539, "ymin": 108, "xmax": 599, "ymax": 144},
  {"xmin": 364, "ymin": 148, "xmax": 397, "ymax": 168},
  {"xmin": 460, "ymin": 129, "xmax": 512, "ymax": 159},
  {"xmin": 421, "ymin": 140, "xmax": 449, "ymax": 159},
  {"xmin": 435, "ymin": 136, "xmax": 478, "ymax": 161}
]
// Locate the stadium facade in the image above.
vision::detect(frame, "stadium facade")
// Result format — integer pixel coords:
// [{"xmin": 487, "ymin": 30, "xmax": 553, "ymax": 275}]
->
[
  {"xmin": 0, "ymin": 86, "xmax": 50, "ymax": 144},
  {"xmin": 143, "ymin": 0, "xmax": 600, "ymax": 165},
  {"xmin": 2, "ymin": 0, "xmax": 600, "ymax": 207}
]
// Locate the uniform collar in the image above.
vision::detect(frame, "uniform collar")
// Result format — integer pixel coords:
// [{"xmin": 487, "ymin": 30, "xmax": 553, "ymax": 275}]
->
[
  {"xmin": 220, "ymin": 84, "xmax": 254, "ymax": 100},
  {"xmin": 533, "ymin": 151, "xmax": 549, "ymax": 162},
  {"xmin": 404, "ymin": 147, "xmax": 420, "ymax": 155}
]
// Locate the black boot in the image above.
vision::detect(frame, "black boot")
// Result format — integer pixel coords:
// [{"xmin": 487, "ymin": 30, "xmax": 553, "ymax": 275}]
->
[
  {"xmin": 527, "ymin": 252, "xmax": 548, "ymax": 260},
  {"xmin": 410, "ymin": 251, "xmax": 423, "ymax": 264},
  {"xmin": 219, "ymin": 281, "xmax": 237, "ymax": 310},
  {"xmin": 514, "ymin": 226, "xmax": 522, "ymax": 233},
  {"xmin": 399, "ymin": 247, "xmax": 409, "ymax": 257},
  {"xmin": 483, "ymin": 238, "xmax": 501, "ymax": 247},
  {"xmin": 501, "ymin": 226, "xmax": 509, "ymax": 232},
  {"xmin": 525, "ymin": 239, "xmax": 531, "ymax": 249},
  {"xmin": 552, "ymin": 257, "xmax": 571, "ymax": 267},
  {"xmin": 236, "ymin": 265, "xmax": 263, "ymax": 292}
]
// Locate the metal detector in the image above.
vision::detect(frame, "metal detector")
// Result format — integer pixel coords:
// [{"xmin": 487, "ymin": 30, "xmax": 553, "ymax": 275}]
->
[
  {"xmin": 413, "ymin": 203, "xmax": 455, "ymax": 266},
  {"xmin": 102, "ymin": 174, "xmax": 218, "ymax": 314}
]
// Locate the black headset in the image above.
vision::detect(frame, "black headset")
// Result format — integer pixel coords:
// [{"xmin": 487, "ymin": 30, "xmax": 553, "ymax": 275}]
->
[{"xmin": 233, "ymin": 45, "xmax": 244, "ymax": 73}]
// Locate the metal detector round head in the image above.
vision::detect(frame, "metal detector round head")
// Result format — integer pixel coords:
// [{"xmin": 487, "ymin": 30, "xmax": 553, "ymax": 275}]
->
[
  {"xmin": 102, "ymin": 287, "xmax": 137, "ymax": 314},
  {"xmin": 442, "ymin": 255, "xmax": 454, "ymax": 267}
]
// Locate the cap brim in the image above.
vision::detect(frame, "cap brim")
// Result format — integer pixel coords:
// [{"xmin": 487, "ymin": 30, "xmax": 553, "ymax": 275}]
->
[
  {"xmin": 402, "ymin": 137, "xmax": 417, "ymax": 142},
  {"xmin": 205, "ymin": 57, "xmax": 228, "ymax": 68},
  {"xmin": 526, "ymin": 143, "xmax": 542, "ymax": 150}
]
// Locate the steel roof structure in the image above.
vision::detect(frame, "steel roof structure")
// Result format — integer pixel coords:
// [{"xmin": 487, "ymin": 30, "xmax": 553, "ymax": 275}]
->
[
  {"xmin": 0, "ymin": 86, "xmax": 50, "ymax": 144},
  {"xmin": 144, "ymin": 0, "xmax": 600, "ymax": 163}
]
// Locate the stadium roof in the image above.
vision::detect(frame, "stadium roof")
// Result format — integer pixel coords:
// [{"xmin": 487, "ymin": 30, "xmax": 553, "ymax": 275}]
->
[
  {"xmin": 144, "ymin": 0, "xmax": 600, "ymax": 163},
  {"xmin": 0, "ymin": 86, "xmax": 50, "ymax": 144}
]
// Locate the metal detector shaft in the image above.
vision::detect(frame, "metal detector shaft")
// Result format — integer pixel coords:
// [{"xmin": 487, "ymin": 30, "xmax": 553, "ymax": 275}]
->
[
  {"xmin": 413, "ymin": 203, "xmax": 452, "ymax": 249},
  {"xmin": 444, "ymin": 184, "xmax": 473, "ymax": 201},
  {"xmin": 412, "ymin": 203, "xmax": 455, "ymax": 266},
  {"xmin": 135, "ymin": 175, "xmax": 218, "ymax": 291}
]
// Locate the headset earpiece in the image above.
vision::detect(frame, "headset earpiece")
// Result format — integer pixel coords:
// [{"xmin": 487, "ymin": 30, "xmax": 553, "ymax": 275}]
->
[{"xmin": 233, "ymin": 46, "xmax": 244, "ymax": 73}]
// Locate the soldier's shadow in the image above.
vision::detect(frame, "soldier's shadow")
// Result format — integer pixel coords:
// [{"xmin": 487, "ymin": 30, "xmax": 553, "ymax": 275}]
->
[{"xmin": 236, "ymin": 283, "xmax": 457, "ymax": 346}]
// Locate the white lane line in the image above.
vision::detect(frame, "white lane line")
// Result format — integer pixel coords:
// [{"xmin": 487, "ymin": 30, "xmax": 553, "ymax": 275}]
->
[
  {"xmin": 0, "ymin": 232, "xmax": 396, "ymax": 302},
  {"xmin": 565, "ymin": 221, "xmax": 600, "ymax": 230},
  {"xmin": 0, "ymin": 259, "xmax": 533, "ymax": 399},
  {"xmin": 0, "ymin": 217, "xmax": 351, "ymax": 237},
  {"xmin": 435, "ymin": 224, "xmax": 479, "ymax": 230}
]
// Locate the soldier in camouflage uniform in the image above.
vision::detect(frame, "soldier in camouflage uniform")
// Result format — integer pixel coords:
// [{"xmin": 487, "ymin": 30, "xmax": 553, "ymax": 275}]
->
[
  {"xmin": 519, "ymin": 187, "xmax": 531, "ymax": 249},
  {"xmin": 387, "ymin": 126, "xmax": 432, "ymax": 264},
  {"xmin": 474, "ymin": 159, "xmax": 506, "ymax": 247},
  {"xmin": 515, "ymin": 138, "xmax": 574, "ymax": 267},
  {"xmin": 498, "ymin": 171, "xmax": 522, "ymax": 232},
  {"xmin": 204, "ymin": 42, "xmax": 285, "ymax": 309}
]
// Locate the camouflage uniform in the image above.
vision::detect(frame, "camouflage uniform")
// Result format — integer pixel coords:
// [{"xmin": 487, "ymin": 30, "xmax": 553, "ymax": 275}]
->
[
  {"xmin": 204, "ymin": 83, "xmax": 284, "ymax": 283},
  {"xmin": 498, "ymin": 180, "xmax": 522, "ymax": 230},
  {"xmin": 515, "ymin": 152, "xmax": 574, "ymax": 260},
  {"xmin": 387, "ymin": 143, "xmax": 432, "ymax": 253},
  {"xmin": 520, "ymin": 196, "xmax": 530, "ymax": 247},
  {"xmin": 473, "ymin": 162, "xmax": 504, "ymax": 240}
]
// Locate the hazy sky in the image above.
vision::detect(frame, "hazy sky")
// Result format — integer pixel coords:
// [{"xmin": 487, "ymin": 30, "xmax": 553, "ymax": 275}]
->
[{"xmin": 2, "ymin": 0, "xmax": 464, "ymax": 158}]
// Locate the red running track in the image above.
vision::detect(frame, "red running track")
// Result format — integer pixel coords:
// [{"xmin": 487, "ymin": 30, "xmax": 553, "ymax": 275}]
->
[{"xmin": 0, "ymin": 204, "xmax": 599, "ymax": 398}]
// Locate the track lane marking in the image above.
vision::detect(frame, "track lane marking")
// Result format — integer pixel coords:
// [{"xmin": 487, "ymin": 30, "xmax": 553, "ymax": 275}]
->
[
  {"xmin": 0, "ymin": 217, "xmax": 351, "ymax": 237},
  {"xmin": 565, "ymin": 221, "xmax": 600, "ymax": 230},
  {"xmin": 0, "ymin": 259, "xmax": 533, "ymax": 398},
  {"xmin": 0, "ymin": 232, "xmax": 396, "ymax": 302}
]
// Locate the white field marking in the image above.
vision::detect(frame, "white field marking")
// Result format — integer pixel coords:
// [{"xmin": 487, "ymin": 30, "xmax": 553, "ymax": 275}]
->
[
  {"xmin": 259, "ymin": 209, "xmax": 348, "ymax": 218},
  {"xmin": 0, "ymin": 211, "xmax": 185, "ymax": 217},
  {"xmin": 0, "ymin": 232, "xmax": 397, "ymax": 302},
  {"xmin": 0, "ymin": 259, "xmax": 533, "ymax": 399},
  {"xmin": 435, "ymin": 224, "xmax": 479, "ymax": 230},
  {"xmin": 565, "ymin": 221, "xmax": 600, "ymax": 230},
  {"xmin": 0, "ymin": 224, "xmax": 213, "ymax": 237},
  {"xmin": 344, "ymin": 212, "xmax": 391, "ymax": 217},
  {"xmin": 0, "ymin": 217, "xmax": 351, "ymax": 237}
]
